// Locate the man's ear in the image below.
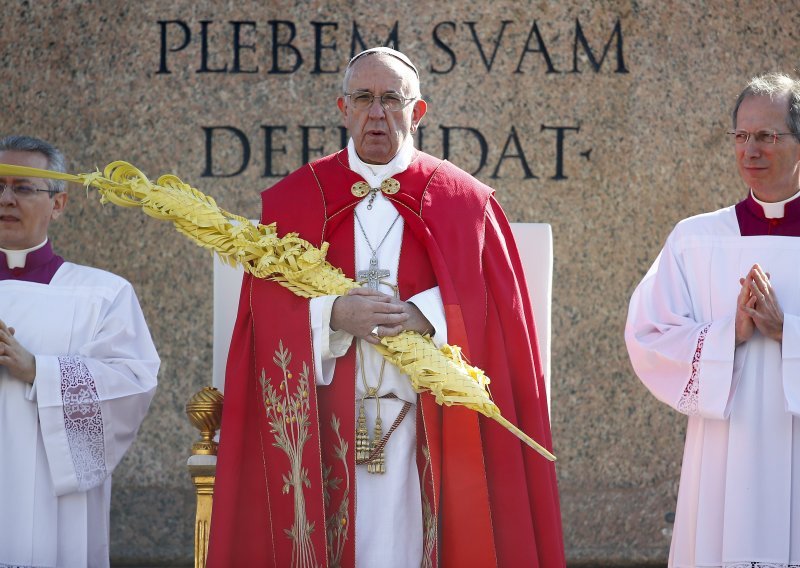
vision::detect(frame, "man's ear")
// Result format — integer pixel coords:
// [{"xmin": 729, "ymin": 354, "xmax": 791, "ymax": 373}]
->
[
  {"xmin": 337, "ymin": 96, "xmax": 347, "ymax": 121},
  {"xmin": 50, "ymin": 191, "xmax": 68, "ymax": 221},
  {"xmin": 410, "ymin": 99, "xmax": 428, "ymax": 132}
]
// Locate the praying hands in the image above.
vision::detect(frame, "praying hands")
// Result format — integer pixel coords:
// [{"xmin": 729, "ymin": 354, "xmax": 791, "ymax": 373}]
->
[
  {"xmin": 0, "ymin": 319, "xmax": 36, "ymax": 383},
  {"xmin": 735, "ymin": 263, "xmax": 784, "ymax": 344}
]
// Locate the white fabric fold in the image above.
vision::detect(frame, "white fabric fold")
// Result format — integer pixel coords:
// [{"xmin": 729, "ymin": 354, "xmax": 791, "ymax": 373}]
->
[
  {"xmin": 0, "ymin": 263, "xmax": 159, "ymax": 568},
  {"xmin": 307, "ymin": 136, "xmax": 435, "ymax": 567},
  {"xmin": 626, "ymin": 205, "xmax": 800, "ymax": 567}
]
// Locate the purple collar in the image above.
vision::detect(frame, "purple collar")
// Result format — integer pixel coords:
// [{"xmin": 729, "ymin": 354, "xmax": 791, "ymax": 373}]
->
[
  {"xmin": 735, "ymin": 192, "xmax": 800, "ymax": 237},
  {"xmin": 0, "ymin": 241, "xmax": 65, "ymax": 284}
]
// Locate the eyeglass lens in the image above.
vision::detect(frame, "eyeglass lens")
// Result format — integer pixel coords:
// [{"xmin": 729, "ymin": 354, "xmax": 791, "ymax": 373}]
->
[
  {"xmin": 730, "ymin": 130, "xmax": 789, "ymax": 144},
  {"xmin": 349, "ymin": 91, "xmax": 408, "ymax": 111},
  {"xmin": 0, "ymin": 183, "xmax": 47, "ymax": 197}
]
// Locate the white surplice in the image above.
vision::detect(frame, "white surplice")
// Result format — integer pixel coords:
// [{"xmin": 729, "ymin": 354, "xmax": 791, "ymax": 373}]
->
[
  {"xmin": 0, "ymin": 262, "xmax": 159, "ymax": 568},
  {"xmin": 308, "ymin": 137, "xmax": 448, "ymax": 568},
  {"xmin": 626, "ymin": 205, "xmax": 800, "ymax": 568}
]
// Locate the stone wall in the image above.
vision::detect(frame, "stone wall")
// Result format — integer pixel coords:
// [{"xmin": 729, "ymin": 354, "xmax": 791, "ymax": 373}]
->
[{"xmin": 2, "ymin": 1, "xmax": 798, "ymax": 564}]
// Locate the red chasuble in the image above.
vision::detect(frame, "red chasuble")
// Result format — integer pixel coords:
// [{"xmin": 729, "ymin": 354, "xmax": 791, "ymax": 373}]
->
[{"xmin": 207, "ymin": 150, "xmax": 565, "ymax": 567}]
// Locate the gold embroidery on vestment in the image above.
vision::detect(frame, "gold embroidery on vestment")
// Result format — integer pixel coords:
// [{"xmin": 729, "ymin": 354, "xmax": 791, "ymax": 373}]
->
[
  {"xmin": 260, "ymin": 341, "xmax": 317, "ymax": 568},
  {"xmin": 421, "ymin": 445, "xmax": 436, "ymax": 568},
  {"xmin": 323, "ymin": 415, "xmax": 350, "ymax": 568}
]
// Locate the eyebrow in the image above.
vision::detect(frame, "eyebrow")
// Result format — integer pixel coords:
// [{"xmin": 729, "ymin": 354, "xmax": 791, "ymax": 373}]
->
[
  {"xmin": 0, "ymin": 177, "xmax": 48, "ymax": 186},
  {"xmin": 351, "ymin": 89, "xmax": 403, "ymax": 94}
]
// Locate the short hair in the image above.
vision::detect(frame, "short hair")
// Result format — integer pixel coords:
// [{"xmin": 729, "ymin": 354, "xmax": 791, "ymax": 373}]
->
[
  {"xmin": 0, "ymin": 135, "xmax": 66, "ymax": 194},
  {"xmin": 342, "ymin": 47, "xmax": 422, "ymax": 98},
  {"xmin": 732, "ymin": 72, "xmax": 800, "ymax": 142}
]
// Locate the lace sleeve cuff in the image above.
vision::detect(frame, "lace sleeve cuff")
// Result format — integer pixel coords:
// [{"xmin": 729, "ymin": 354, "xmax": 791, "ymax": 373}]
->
[{"xmin": 676, "ymin": 317, "xmax": 737, "ymax": 419}]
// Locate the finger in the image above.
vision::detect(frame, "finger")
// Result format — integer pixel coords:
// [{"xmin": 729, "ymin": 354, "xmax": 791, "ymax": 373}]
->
[
  {"xmin": 378, "ymin": 312, "xmax": 410, "ymax": 326},
  {"xmin": 370, "ymin": 302, "xmax": 409, "ymax": 314},
  {"xmin": 751, "ymin": 268, "xmax": 770, "ymax": 288},
  {"xmin": 741, "ymin": 306, "xmax": 758, "ymax": 318},
  {"xmin": 348, "ymin": 287, "xmax": 392, "ymax": 299},
  {"xmin": 379, "ymin": 324, "xmax": 404, "ymax": 337},
  {"xmin": 359, "ymin": 295, "xmax": 396, "ymax": 307},
  {"xmin": 749, "ymin": 278, "xmax": 767, "ymax": 300},
  {"xmin": 362, "ymin": 334, "xmax": 382, "ymax": 346},
  {"xmin": 737, "ymin": 279, "xmax": 751, "ymax": 303}
]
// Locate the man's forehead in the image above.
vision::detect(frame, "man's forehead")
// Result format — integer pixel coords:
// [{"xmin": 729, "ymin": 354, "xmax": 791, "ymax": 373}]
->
[
  {"xmin": 0, "ymin": 149, "xmax": 48, "ymax": 163},
  {"xmin": 347, "ymin": 47, "xmax": 418, "ymax": 77},
  {"xmin": 741, "ymin": 93, "xmax": 789, "ymax": 113},
  {"xmin": 348, "ymin": 55, "xmax": 415, "ymax": 88},
  {"xmin": 737, "ymin": 94, "xmax": 790, "ymax": 125},
  {"xmin": 0, "ymin": 150, "xmax": 50, "ymax": 182}
]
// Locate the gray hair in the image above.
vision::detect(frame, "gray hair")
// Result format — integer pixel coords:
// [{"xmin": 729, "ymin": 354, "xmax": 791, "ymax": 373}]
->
[
  {"xmin": 732, "ymin": 72, "xmax": 800, "ymax": 142},
  {"xmin": 342, "ymin": 48, "xmax": 422, "ymax": 98},
  {"xmin": 0, "ymin": 135, "xmax": 66, "ymax": 194}
]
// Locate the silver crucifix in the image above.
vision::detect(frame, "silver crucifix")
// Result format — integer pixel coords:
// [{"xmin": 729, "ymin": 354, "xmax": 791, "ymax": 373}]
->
[{"xmin": 357, "ymin": 255, "xmax": 390, "ymax": 290}]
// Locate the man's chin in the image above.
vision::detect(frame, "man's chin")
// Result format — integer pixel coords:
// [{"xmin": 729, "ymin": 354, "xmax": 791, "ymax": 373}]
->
[
  {"xmin": 356, "ymin": 135, "xmax": 400, "ymax": 162},
  {"xmin": 358, "ymin": 148, "xmax": 394, "ymax": 165}
]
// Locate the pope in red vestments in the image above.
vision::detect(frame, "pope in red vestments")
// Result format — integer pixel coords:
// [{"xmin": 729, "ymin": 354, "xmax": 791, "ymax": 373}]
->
[{"xmin": 208, "ymin": 47, "xmax": 564, "ymax": 568}]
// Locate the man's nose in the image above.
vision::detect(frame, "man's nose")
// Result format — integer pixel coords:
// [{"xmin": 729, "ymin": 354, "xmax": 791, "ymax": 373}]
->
[
  {"xmin": 743, "ymin": 139, "xmax": 762, "ymax": 158},
  {"xmin": 0, "ymin": 185, "xmax": 17, "ymax": 204},
  {"xmin": 368, "ymin": 99, "xmax": 386, "ymax": 119}
]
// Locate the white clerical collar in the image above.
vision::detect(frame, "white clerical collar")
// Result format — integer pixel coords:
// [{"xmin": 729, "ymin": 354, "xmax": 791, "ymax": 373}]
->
[
  {"xmin": 0, "ymin": 238, "xmax": 48, "ymax": 269},
  {"xmin": 347, "ymin": 136, "xmax": 415, "ymax": 189},
  {"xmin": 751, "ymin": 188, "xmax": 800, "ymax": 219}
]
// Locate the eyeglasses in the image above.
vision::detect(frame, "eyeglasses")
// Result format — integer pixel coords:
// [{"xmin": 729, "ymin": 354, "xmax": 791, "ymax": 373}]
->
[
  {"xmin": 727, "ymin": 129, "xmax": 797, "ymax": 145},
  {"xmin": 0, "ymin": 183, "xmax": 57, "ymax": 198},
  {"xmin": 345, "ymin": 90, "xmax": 417, "ymax": 112}
]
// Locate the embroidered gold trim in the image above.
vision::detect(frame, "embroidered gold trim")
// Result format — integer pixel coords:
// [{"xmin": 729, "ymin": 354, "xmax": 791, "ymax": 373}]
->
[
  {"xmin": 323, "ymin": 415, "xmax": 350, "ymax": 568},
  {"xmin": 421, "ymin": 445, "xmax": 436, "ymax": 568},
  {"xmin": 260, "ymin": 341, "xmax": 317, "ymax": 568}
]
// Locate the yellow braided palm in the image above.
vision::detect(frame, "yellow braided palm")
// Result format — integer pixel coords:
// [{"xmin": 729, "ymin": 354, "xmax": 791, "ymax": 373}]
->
[{"xmin": 0, "ymin": 161, "xmax": 554, "ymax": 461}]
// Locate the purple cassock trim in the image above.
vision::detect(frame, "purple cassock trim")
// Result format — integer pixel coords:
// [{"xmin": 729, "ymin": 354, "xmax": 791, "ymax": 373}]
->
[
  {"xmin": 735, "ymin": 193, "xmax": 800, "ymax": 236},
  {"xmin": 0, "ymin": 241, "xmax": 64, "ymax": 283}
]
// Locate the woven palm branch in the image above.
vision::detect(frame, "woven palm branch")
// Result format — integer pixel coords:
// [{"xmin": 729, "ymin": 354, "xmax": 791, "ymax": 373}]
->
[{"xmin": 0, "ymin": 161, "xmax": 555, "ymax": 461}]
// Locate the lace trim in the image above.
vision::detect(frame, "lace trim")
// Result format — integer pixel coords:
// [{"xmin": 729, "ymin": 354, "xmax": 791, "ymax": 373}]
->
[
  {"xmin": 724, "ymin": 563, "xmax": 800, "ymax": 568},
  {"xmin": 59, "ymin": 356, "xmax": 107, "ymax": 491},
  {"xmin": 677, "ymin": 323, "xmax": 711, "ymax": 415}
]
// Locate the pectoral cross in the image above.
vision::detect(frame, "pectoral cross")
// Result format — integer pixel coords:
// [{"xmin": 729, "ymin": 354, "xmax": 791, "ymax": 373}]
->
[{"xmin": 357, "ymin": 255, "xmax": 390, "ymax": 290}]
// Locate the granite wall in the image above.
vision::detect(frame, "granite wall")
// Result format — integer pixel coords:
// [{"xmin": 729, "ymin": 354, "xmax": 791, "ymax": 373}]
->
[{"xmin": 2, "ymin": 0, "xmax": 798, "ymax": 565}]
